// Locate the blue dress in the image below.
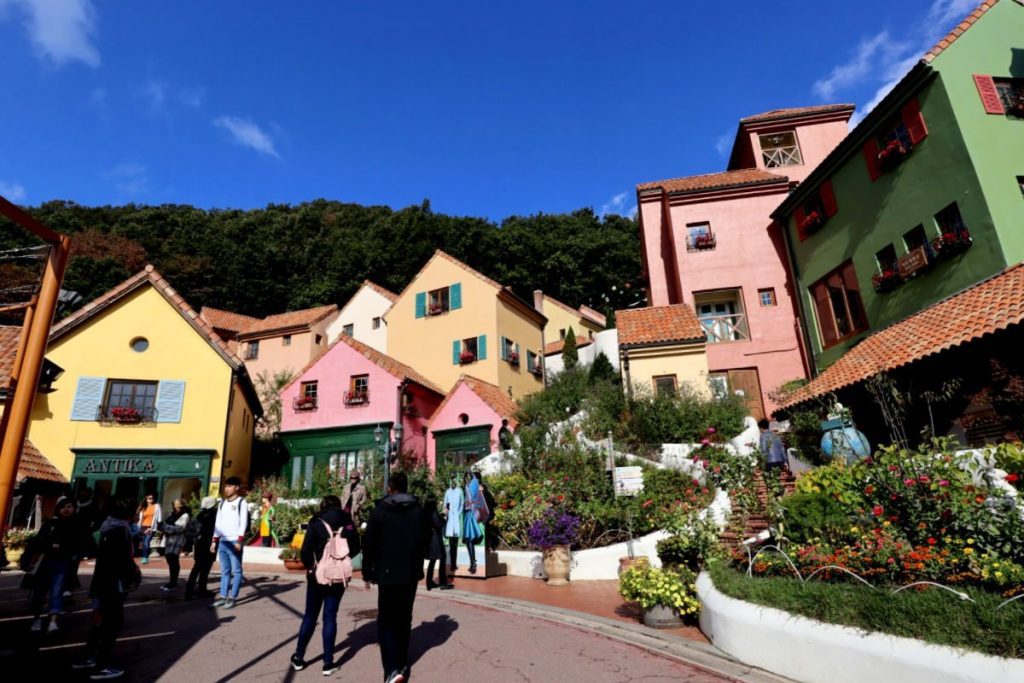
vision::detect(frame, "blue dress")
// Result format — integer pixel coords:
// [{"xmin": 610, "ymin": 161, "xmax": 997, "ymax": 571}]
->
[{"xmin": 462, "ymin": 480, "xmax": 483, "ymax": 542}]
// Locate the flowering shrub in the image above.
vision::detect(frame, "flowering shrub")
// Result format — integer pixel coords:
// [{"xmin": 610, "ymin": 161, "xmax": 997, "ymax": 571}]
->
[
  {"xmin": 111, "ymin": 406, "xmax": 142, "ymax": 422},
  {"xmin": 3, "ymin": 527, "xmax": 37, "ymax": 550},
  {"xmin": 619, "ymin": 558, "xmax": 701, "ymax": 615},
  {"xmin": 655, "ymin": 516, "xmax": 720, "ymax": 570},
  {"xmin": 877, "ymin": 139, "xmax": 910, "ymax": 169},
  {"xmin": 527, "ymin": 507, "xmax": 580, "ymax": 549}
]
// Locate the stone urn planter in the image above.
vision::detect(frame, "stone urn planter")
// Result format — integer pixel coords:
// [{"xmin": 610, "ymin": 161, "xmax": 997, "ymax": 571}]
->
[
  {"xmin": 5, "ymin": 547, "xmax": 24, "ymax": 567},
  {"xmin": 283, "ymin": 558, "xmax": 305, "ymax": 572},
  {"xmin": 542, "ymin": 545, "xmax": 571, "ymax": 585},
  {"xmin": 642, "ymin": 604, "xmax": 682, "ymax": 629}
]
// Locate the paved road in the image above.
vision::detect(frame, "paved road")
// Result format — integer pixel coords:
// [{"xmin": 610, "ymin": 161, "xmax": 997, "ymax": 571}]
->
[{"xmin": 0, "ymin": 570, "xmax": 734, "ymax": 682}]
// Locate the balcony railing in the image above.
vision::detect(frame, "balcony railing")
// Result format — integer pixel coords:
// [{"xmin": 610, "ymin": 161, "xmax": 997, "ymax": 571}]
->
[
  {"xmin": 97, "ymin": 404, "xmax": 158, "ymax": 424},
  {"xmin": 699, "ymin": 313, "xmax": 749, "ymax": 343},
  {"xmin": 762, "ymin": 145, "xmax": 802, "ymax": 168},
  {"xmin": 293, "ymin": 396, "xmax": 318, "ymax": 411},
  {"xmin": 343, "ymin": 390, "xmax": 369, "ymax": 406}
]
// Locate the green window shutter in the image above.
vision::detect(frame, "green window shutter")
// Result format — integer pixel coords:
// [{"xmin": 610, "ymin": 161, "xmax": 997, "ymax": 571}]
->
[
  {"xmin": 156, "ymin": 380, "xmax": 186, "ymax": 423},
  {"xmin": 527, "ymin": 352, "xmax": 535, "ymax": 372},
  {"xmin": 415, "ymin": 292, "xmax": 427, "ymax": 318},
  {"xmin": 477, "ymin": 335, "xmax": 487, "ymax": 361},
  {"xmin": 499, "ymin": 336, "xmax": 507, "ymax": 361},
  {"xmin": 452, "ymin": 339, "xmax": 461, "ymax": 365},
  {"xmin": 70, "ymin": 376, "xmax": 106, "ymax": 421},
  {"xmin": 450, "ymin": 283, "xmax": 462, "ymax": 310}
]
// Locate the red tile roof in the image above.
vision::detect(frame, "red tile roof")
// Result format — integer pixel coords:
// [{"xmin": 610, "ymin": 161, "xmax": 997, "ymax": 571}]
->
[
  {"xmin": 577, "ymin": 305, "xmax": 607, "ymax": 328},
  {"xmin": 616, "ymin": 304, "xmax": 706, "ymax": 347},
  {"xmin": 740, "ymin": 104, "xmax": 856, "ymax": 124},
  {"xmin": 431, "ymin": 375, "xmax": 520, "ymax": 430},
  {"xmin": 636, "ymin": 169, "xmax": 787, "ymax": 195},
  {"xmin": 924, "ymin": 1, "xmax": 999, "ymax": 63},
  {"xmin": 782, "ymin": 262, "xmax": 1024, "ymax": 409},
  {"xmin": 199, "ymin": 307, "xmax": 260, "ymax": 335},
  {"xmin": 19, "ymin": 439, "xmax": 67, "ymax": 484},
  {"xmin": 362, "ymin": 280, "xmax": 398, "ymax": 303},
  {"xmin": 544, "ymin": 335, "xmax": 592, "ymax": 356},
  {"xmin": 237, "ymin": 304, "xmax": 338, "ymax": 339},
  {"xmin": 1, "ymin": 324, "xmax": 20, "ymax": 390}
]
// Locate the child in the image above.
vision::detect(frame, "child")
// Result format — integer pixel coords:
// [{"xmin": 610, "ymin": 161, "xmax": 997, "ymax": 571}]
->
[{"xmin": 758, "ymin": 418, "xmax": 787, "ymax": 471}]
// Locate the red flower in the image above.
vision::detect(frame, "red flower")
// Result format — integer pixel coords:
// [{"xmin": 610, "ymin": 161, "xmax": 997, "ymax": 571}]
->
[
  {"xmin": 641, "ymin": 499, "xmax": 654, "ymax": 509},
  {"xmin": 918, "ymin": 475, "xmax": 931, "ymax": 484},
  {"xmin": 927, "ymin": 537, "xmax": 937, "ymax": 545},
  {"xmin": 872, "ymin": 505, "xmax": 884, "ymax": 516},
  {"xmin": 864, "ymin": 485, "xmax": 875, "ymax": 495},
  {"xmin": 1007, "ymin": 473, "xmax": 1019, "ymax": 483},
  {"xmin": 557, "ymin": 494, "xmax": 565, "ymax": 502},
  {"xmin": 903, "ymin": 478, "xmax": 916, "ymax": 486}
]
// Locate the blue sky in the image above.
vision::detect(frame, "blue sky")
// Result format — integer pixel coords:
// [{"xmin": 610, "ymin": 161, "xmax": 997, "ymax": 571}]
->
[{"xmin": 0, "ymin": 0, "xmax": 979, "ymax": 221}]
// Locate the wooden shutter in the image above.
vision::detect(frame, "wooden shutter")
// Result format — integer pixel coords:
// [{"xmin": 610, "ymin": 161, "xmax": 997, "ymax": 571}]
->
[
  {"xmin": 821, "ymin": 180, "xmax": 838, "ymax": 218},
  {"xmin": 155, "ymin": 380, "xmax": 186, "ymax": 423},
  {"xmin": 449, "ymin": 283, "xmax": 462, "ymax": 310},
  {"xmin": 70, "ymin": 376, "xmax": 106, "ymax": 421},
  {"xmin": 811, "ymin": 283, "xmax": 839, "ymax": 347},
  {"xmin": 794, "ymin": 207, "xmax": 808, "ymax": 241},
  {"xmin": 901, "ymin": 98, "xmax": 928, "ymax": 145},
  {"xmin": 477, "ymin": 335, "xmax": 487, "ymax": 361},
  {"xmin": 973, "ymin": 74, "xmax": 1005, "ymax": 114},
  {"xmin": 862, "ymin": 140, "xmax": 881, "ymax": 181},
  {"xmin": 414, "ymin": 292, "xmax": 426, "ymax": 318},
  {"xmin": 452, "ymin": 340, "xmax": 461, "ymax": 365}
]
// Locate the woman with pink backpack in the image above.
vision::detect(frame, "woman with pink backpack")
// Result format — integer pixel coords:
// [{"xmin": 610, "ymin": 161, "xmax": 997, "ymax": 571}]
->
[{"xmin": 289, "ymin": 495, "xmax": 361, "ymax": 677}]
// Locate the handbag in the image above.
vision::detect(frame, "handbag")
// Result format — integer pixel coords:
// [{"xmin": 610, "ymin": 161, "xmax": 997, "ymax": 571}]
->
[{"xmin": 150, "ymin": 532, "xmax": 166, "ymax": 550}]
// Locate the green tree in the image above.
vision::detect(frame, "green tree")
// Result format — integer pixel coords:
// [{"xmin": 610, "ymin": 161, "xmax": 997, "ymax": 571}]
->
[
  {"xmin": 562, "ymin": 325, "xmax": 578, "ymax": 369},
  {"xmin": 589, "ymin": 351, "xmax": 617, "ymax": 384}
]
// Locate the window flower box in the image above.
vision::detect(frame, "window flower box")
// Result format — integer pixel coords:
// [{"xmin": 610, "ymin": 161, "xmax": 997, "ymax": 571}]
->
[
  {"xmin": 293, "ymin": 396, "xmax": 317, "ymax": 411},
  {"xmin": 507, "ymin": 351, "xmax": 520, "ymax": 366},
  {"xmin": 876, "ymin": 139, "xmax": 910, "ymax": 171},
  {"xmin": 428, "ymin": 304, "xmax": 445, "ymax": 316},
  {"xmin": 111, "ymin": 406, "xmax": 143, "ymax": 424},
  {"xmin": 343, "ymin": 390, "xmax": 368, "ymax": 406},
  {"xmin": 931, "ymin": 230, "xmax": 973, "ymax": 260},
  {"xmin": 692, "ymin": 233, "xmax": 716, "ymax": 251},
  {"xmin": 530, "ymin": 364, "xmax": 543, "ymax": 377},
  {"xmin": 798, "ymin": 210, "xmax": 825, "ymax": 235},
  {"xmin": 871, "ymin": 268, "xmax": 902, "ymax": 293},
  {"xmin": 459, "ymin": 350, "xmax": 476, "ymax": 365}
]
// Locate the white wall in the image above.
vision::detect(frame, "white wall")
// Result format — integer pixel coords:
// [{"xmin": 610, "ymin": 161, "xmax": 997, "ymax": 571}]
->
[
  {"xmin": 545, "ymin": 328, "xmax": 619, "ymax": 375},
  {"xmin": 326, "ymin": 285, "xmax": 393, "ymax": 351}
]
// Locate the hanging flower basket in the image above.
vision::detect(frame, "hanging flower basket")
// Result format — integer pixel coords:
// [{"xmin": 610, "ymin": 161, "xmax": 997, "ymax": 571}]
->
[
  {"xmin": 931, "ymin": 231, "xmax": 973, "ymax": 260},
  {"xmin": 877, "ymin": 140, "xmax": 910, "ymax": 171},
  {"xmin": 871, "ymin": 268, "xmax": 902, "ymax": 293},
  {"xmin": 459, "ymin": 350, "xmax": 476, "ymax": 365},
  {"xmin": 799, "ymin": 210, "xmax": 825, "ymax": 235}
]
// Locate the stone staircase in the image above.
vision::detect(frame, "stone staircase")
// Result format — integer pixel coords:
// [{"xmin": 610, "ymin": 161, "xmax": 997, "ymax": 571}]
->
[{"xmin": 720, "ymin": 468, "xmax": 796, "ymax": 555}]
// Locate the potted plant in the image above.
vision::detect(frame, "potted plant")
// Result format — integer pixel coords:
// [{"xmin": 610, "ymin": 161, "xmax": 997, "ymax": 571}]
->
[
  {"xmin": 871, "ymin": 267, "xmax": 902, "ymax": 293},
  {"xmin": 111, "ymin": 406, "xmax": 142, "ymax": 424},
  {"xmin": 931, "ymin": 229, "xmax": 972, "ymax": 259},
  {"xmin": 3, "ymin": 527, "xmax": 36, "ymax": 566},
  {"xmin": 618, "ymin": 558, "xmax": 701, "ymax": 628},
  {"xmin": 428, "ymin": 304, "xmax": 444, "ymax": 316},
  {"xmin": 692, "ymin": 233, "xmax": 716, "ymax": 250},
  {"xmin": 295, "ymin": 395, "xmax": 316, "ymax": 410},
  {"xmin": 459, "ymin": 350, "xmax": 476, "ymax": 365},
  {"xmin": 877, "ymin": 139, "xmax": 910, "ymax": 171},
  {"xmin": 279, "ymin": 546, "xmax": 305, "ymax": 571},
  {"xmin": 799, "ymin": 210, "xmax": 824, "ymax": 235},
  {"xmin": 528, "ymin": 507, "xmax": 580, "ymax": 586}
]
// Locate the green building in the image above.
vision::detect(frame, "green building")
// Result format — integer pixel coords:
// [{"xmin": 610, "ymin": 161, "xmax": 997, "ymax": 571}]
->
[{"xmin": 773, "ymin": 0, "xmax": 1024, "ymax": 370}]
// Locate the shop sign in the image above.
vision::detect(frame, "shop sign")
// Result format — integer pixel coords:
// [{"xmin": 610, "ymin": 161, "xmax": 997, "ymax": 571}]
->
[
  {"xmin": 82, "ymin": 458, "xmax": 157, "ymax": 474},
  {"xmin": 898, "ymin": 246, "xmax": 930, "ymax": 278}
]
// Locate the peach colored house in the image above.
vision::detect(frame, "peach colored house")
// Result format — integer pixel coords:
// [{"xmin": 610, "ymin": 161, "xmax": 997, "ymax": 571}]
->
[
  {"xmin": 427, "ymin": 375, "xmax": 519, "ymax": 471},
  {"xmin": 278, "ymin": 335, "xmax": 444, "ymax": 491},
  {"xmin": 325, "ymin": 280, "xmax": 397, "ymax": 352},
  {"xmin": 636, "ymin": 105, "xmax": 853, "ymax": 418}
]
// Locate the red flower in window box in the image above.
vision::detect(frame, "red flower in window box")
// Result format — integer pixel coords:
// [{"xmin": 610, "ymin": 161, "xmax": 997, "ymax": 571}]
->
[
  {"xmin": 692, "ymin": 233, "xmax": 716, "ymax": 250},
  {"xmin": 530, "ymin": 364, "xmax": 543, "ymax": 376},
  {"xmin": 428, "ymin": 304, "xmax": 444, "ymax": 316},
  {"xmin": 459, "ymin": 350, "xmax": 476, "ymax": 364},
  {"xmin": 871, "ymin": 268, "xmax": 902, "ymax": 293},
  {"xmin": 507, "ymin": 351, "xmax": 520, "ymax": 365},
  {"xmin": 110, "ymin": 406, "xmax": 142, "ymax": 424},
  {"xmin": 930, "ymin": 229, "xmax": 972, "ymax": 260},
  {"xmin": 876, "ymin": 139, "xmax": 910, "ymax": 170},
  {"xmin": 295, "ymin": 395, "xmax": 317, "ymax": 410},
  {"xmin": 799, "ymin": 210, "xmax": 825, "ymax": 234},
  {"xmin": 344, "ymin": 390, "xmax": 368, "ymax": 406}
]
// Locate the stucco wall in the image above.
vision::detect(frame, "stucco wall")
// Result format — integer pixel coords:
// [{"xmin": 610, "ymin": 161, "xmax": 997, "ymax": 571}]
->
[
  {"xmin": 748, "ymin": 118, "xmax": 850, "ymax": 183},
  {"xmin": 541, "ymin": 298, "xmax": 601, "ymax": 341},
  {"xmin": 222, "ymin": 379, "xmax": 255, "ymax": 489},
  {"xmin": 427, "ymin": 382, "xmax": 504, "ymax": 471},
  {"xmin": 326, "ymin": 285, "xmax": 392, "ymax": 351},
  {"xmin": 495, "ymin": 297, "xmax": 545, "ymax": 400},
  {"xmin": 243, "ymin": 327, "xmax": 327, "ymax": 386},
  {"xmin": 624, "ymin": 343, "xmax": 710, "ymax": 397},
  {"xmin": 545, "ymin": 328, "xmax": 619, "ymax": 375}
]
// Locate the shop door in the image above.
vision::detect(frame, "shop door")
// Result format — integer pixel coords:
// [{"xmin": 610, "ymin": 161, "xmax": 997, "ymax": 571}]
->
[
  {"xmin": 162, "ymin": 477, "xmax": 202, "ymax": 512},
  {"xmin": 727, "ymin": 369, "xmax": 765, "ymax": 421}
]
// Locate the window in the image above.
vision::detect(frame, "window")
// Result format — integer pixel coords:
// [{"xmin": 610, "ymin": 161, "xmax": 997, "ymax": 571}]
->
[
  {"xmin": 759, "ymin": 131, "xmax": 802, "ymax": 167},
  {"xmin": 106, "ymin": 380, "xmax": 158, "ymax": 411},
  {"xmin": 758, "ymin": 288, "xmax": 776, "ymax": 307},
  {"xmin": 695, "ymin": 289, "xmax": 748, "ymax": 342},
  {"xmin": 934, "ymin": 202, "xmax": 968, "ymax": 238},
  {"xmin": 428, "ymin": 287, "xmax": 450, "ymax": 315},
  {"xmin": 301, "ymin": 381, "xmax": 318, "ymax": 401},
  {"xmin": 372, "ymin": 317, "xmax": 381, "ymax": 330},
  {"xmin": 810, "ymin": 261, "xmax": 868, "ymax": 349},
  {"xmin": 315, "ymin": 334, "xmax": 323, "ymax": 345},
  {"xmin": 282, "ymin": 335, "xmax": 291, "ymax": 347},
  {"xmin": 864, "ymin": 99, "xmax": 927, "ymax": 180},
  {"xmin": 903, "ymin": 225, "xmax": 929, "ymax": 252},
  {"xmin": 1018, "ymin": 176, "xmax": 1024, "ymax": 197},
  {"xmin": 461, "ymin": 337, "xmax": 478, "ymax": 362},
  {"xmin": 708, "ymin": 373, "xmax": 729, "ymax": 399},
  {"xmin": 245, "ymin": 340, "xmax": 259, "ymax": 360},
  {"xmin": 345, "ymin": 375, "xmax": 369, "ymax": 405},
  {"xmin": 526, "ymin": 350, "xmax": 542, "ymax": 375},
  {"xmin": 794, "ymin": 180, "xmax": 837, "ymax": 240},
  {"xmin": 129, "ymin": 337, "xmax": 149, "ymax": 353},
  {"xmin": 559, "ymin": 328, "xmax": 566, "ymax": 340},
  {"xmin": 653, "ymin": 375, "xmax": 677, "ymax": 397},
  {"xmin": 877, "ymin": 115, "xmax": 912, "ymax": 149},
  {"xmin": 501, "ymin": 336, "xmax": 518, "ymax": 364},
  {"xmin": 686, "ymin": 222, "xmax": 715, "ymax": 251},
  {"xmin": 875, "ymin": 244, "xmax": 898, "ymax": 271},
  {"xmin": 994, "ymin": 79, "xmax": 1024, "ymax": 116},
  {"xmin": 342, "ymin": 324, "xmax": 354, "ymax": 337}
]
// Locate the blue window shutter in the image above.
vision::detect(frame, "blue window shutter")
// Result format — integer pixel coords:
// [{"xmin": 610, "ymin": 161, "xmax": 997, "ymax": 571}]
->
[
  {"xmin": 452, "ymin": 339, "xmax": 461, "ymax": 365},
  {"xmin": 450, "ymin": 283, "xmax": 462, "ymax": 310},
  {"xmin": 70, "ymin": 377, "xmax": 106, "ymax": 421},
  {"xmin": 155, "ymin": 380, "xmax": 186, "ymax": 423},
  {"xmin": 415, "ymin": 292, "xmax": 426, "ymax": 319},
  {"xmin": 477, "ymin": 335, "xmax": 487, "ymax": 361},
  {"xmin": 515, "ymin": 342, "xmax": 520, "ymax": 361},
  {"xmin": 499, "ymin": 336, "xmax": 507, "ymax": 361},
  {"xmin": 527, "ymin": 352, "xmax": 534, "ymax": 372}
]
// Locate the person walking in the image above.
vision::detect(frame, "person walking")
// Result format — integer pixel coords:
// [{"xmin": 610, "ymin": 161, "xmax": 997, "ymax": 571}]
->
[
  {"xmin": 423, "ymin": 494, "xmax": 451, "ymax": 590},
  {"xmin": 362, "ymin": 471, "xmax": 427, "ymax": 683},
  {"xmin": 24, "ymin": 496, "xmax": 79, "ymax": 634},
  {"xmin": 160, "ymin": 499, "xmax": 191, "ymax": 592},
  {"xmin": 73, "ymin": 497, "xmax": 141, "ymax": 680},
  {"xmin": 185, "ymin": 497, "xmax": 218, "ymax": 600},
  {"xmin": 211, "ymin": 477, "xmax": 250, "ymax": 609},
  {"xmin": 341, "ymin": 470, "xmax": 368, "ymax": 520},
  {"xmin": 289, "ymin": 495, "xmax": 361, "ymax": 676},
  {"xmin": 136, "ymin": 493, "xmax": 162, "ymax": 564},
  {"xmin": 758, "ymin": 419, "xmax": 788, "ymax": 473},
  {"xmin": 67, "ymin": 487, "xmax": 100, "ymax": 595}
]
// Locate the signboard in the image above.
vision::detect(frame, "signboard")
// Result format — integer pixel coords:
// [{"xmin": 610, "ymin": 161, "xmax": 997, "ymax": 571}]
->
[
  {"xmin": 614, "ymin": 466, "xmax": 644, "ymax": 497},
  {"xmin": 81, "ymin": 458, "xmax": 156, "ymax": 474},
  {"xmin": 898, "ymin": 246, "xmax": 929, "ymax": 278}
]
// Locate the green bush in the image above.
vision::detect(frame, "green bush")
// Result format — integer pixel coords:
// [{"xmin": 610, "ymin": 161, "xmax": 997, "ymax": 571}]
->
[
  {"xmin": 517, "ymin": 366, "xmax": 590, "ymax": 425},
  {"xmin": 779, "ymin": 491, "xmax": 851, "ymax": 544},
  {"xmin": 655, "ymin": 517, "xmax": 719, "ymax": 570},
  {"xmin": 588, "ymin": 352, "xmax": 617, "ymax": 384},
  {"xmin": 789, "ymin": 410, "xmax": 826, "ymax": 465}
]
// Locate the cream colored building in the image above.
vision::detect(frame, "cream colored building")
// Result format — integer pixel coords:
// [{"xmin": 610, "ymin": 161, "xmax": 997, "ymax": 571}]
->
[
  {"xmin": 534, "ymin": 292, "xmax": 606, "ymax": 344},
  {"xmin": 325, "ymin": 280, "xmax": 397, "ymax": 351},
  {"xmin": 616, "ymin": 304, "xmax": 710, "ymax": 398}
]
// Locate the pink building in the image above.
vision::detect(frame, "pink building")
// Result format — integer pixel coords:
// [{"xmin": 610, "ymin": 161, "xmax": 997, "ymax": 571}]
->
[
  {"xmin": 427, "ymin": 375, "xmax": 519, "ymax": 471},
  {"xmin": 636, "ymin": 105, "xmax": 853, "ymax": 418},
  {"xmin": 277, "ymin": 335, "xmax": 444, "ymax": 491}
]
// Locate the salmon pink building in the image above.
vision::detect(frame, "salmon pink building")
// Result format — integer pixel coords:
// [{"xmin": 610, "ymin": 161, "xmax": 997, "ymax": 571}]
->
[
  {"xmin": 636, "ymin": 105, "xmax": 854, "ymax": 418},
  {"xmin": 427, "ymin": 375, "xmax": 519, "ymax": 471},
  {"xmin": 278, "ymin": 335, "xmax": 443, "ymax": 491}
]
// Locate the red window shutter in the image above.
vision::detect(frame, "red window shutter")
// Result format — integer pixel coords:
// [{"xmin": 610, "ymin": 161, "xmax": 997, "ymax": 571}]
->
[
  {"xmin": 821, "ymin": 180, "xmax": 838, "ymax": 218},
  {"xmin": 862, "ymin": 140, "xmax": 881, "ymax": 181},
  {"xmin": 901, "ymin": 98, "xmax": 928, "ymax": 145},
  {"xmin": 794, "ymin": 207, "xmax": 807, "ymax": 241},
  {"xmin": 812, "ymin": 282, "xmax": 838, "ymax": 347},
  {"xmin": 973, "ymin": 74, "xmax": 1005, "ymax": 114}
]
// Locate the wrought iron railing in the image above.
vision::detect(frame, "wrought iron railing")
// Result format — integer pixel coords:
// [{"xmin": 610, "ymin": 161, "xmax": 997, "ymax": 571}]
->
[
  {"xmin": 344, "ymin": 390, "xmax": 369, "ymax": 406},
  {"xmin": 699, "ymin": 313, "xmax": 749, "ymax": 343},
  {"xmin": 293, "ymin": 395, "xmax": 318, "ymax": 411},
  {"xmin": 97, "ymin": 404, "xmax": 158, "ymax": 424}
]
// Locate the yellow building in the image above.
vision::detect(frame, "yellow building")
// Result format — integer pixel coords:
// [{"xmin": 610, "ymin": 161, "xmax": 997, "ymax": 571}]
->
[
  {"xmin": 386, "ymin": 250, "xmax": 546, "ymax": 400},
  {"xmin": 534, "ymin": 292, "xmax": 606, "ymax": 343},
  {"xmin": 616, "ymin": 304, "xmax": 710, "ymax": 398},
  {"xmin": 26, "ymin": 266, "xmax": 262, "ymax": 509}
]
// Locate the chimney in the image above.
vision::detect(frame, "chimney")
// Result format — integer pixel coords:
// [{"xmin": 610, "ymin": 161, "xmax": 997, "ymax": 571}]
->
[{"xmin": 533, "ymin": 289, "xmax": 544, "ymax": 313}]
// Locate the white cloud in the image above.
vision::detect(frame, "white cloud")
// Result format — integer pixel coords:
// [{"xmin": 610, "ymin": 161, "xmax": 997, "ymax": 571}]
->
[
  {"xmin": 103, "ymin": 163, "xmax": 149, "ymax": 195},
  {"xmin": 0, "ymin": 180, "xmax": 27, "ymax": 202},
  {"xmin": 599, "ymin": 191, "xmax": 637, "ymax": 219},
  {"xmin": 0, "ymin": 0, "xmax": 100, "ymax": 67},
  {"xmin": 714, "ymin": 130, "xmax": 733, "ymax": 157},
  {"xmin": 213, "ymin": 116, "xmax": 280, "ymax": 158},
  {"xmin": 813, "ymin": 31, "xmax": 894, "ymax": 100}
]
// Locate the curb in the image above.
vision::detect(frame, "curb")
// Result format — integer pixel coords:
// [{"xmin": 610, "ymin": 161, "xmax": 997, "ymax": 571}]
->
[{"xmin": 422, "ymin": 588, "xmax": 796, "ymax": 683}]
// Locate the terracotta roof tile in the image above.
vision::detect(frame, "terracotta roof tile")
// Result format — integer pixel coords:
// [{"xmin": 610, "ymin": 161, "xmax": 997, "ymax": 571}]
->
[
  {"xmin": 544, "ymin": 335, "xmax": 592, "ymax": 356},
  {"xmin": 739, "ymin": 103, "xmax": 856, "ymax": 124},
  {"xmin": 577, "ymin": 305, "xmax": 607, "ymax": 328},
  {"xmin": 924, "ymin": 1, "xmax": 999, "ymax": 62},
  {"xmin": 238, "ymin": 304, "xmax": 338, "ymax": 338},
  {"xmin": 199, "ymin": 307, "xmax": 261, "ymax": 335},
  {"xmin": 636, "ymin": 169, "xmax": 788, "ymax": 195},
  {"xmin": 430, "ymin": 375, "xmax": 520, "ymax": 430},
  {"xmin": 782, "ymin": 262, "xmax": 1024, "ymax": 409},
  {"xmin": 362, "ymin": 280, "xmax": 398, "ymax": 303},
  {"xmin": 616, "ymin": 304, "xmax": 706, "ymax": 347},
  {"xmin": 0, "ymin": 324, "xmax": 21, "ymax": 389},
  {"xmin": 18, "ymin": 439, "xmax": 67, "ymax": 484}
]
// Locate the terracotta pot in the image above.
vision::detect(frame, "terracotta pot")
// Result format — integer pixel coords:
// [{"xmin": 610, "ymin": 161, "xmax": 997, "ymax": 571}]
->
[
  {"xmin": 282, "ymin": 558, "xmax": 305, "ymax": 572},
  {"xmin": 618, "ymin": 556, "xmax": 644, "ymax": 577},
  {"xmin": 642, "ymin": 603, "xmax": 681, "ymax": 629},
  {"xmin": 542, "ymin": 545, "xmax": 571, "ymax": 586}
]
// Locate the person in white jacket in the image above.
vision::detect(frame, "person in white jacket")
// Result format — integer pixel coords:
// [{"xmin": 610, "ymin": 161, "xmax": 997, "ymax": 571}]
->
[{"xmin": 211, "ymin": 477, "xmax": 250, "ymax": 609}]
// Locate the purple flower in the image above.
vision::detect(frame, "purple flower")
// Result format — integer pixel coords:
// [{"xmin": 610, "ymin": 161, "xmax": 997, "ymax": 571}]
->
[{"xmin": 528, "ymin": 507, "xmax": 581, "ymax": 550}]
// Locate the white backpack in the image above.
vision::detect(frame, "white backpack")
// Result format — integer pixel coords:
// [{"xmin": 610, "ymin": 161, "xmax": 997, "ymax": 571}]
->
[{"xmin": 314, "ymin": 519, "xmax": 353, "ymax": 586}]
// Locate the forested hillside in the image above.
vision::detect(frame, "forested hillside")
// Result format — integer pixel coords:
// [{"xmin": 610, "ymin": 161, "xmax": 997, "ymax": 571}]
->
[{"xmin": 0, "ymin": 199, "xmax": 643, "ymax": 319}]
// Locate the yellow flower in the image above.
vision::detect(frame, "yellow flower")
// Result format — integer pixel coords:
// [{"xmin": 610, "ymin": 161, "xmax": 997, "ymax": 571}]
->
[
  {"xmin": 967, "ymin": 538, "xmax": 975, "ymax": 544},
  {"xmin": 996, "ymin": 571, "xmax": 1004, "ymax": 579},
  {"xmin": 963, "ymin": 548, "xmax": 974, "ymax": 555},
  {"xmin": 883, "ymin": 521, "xmax": 891, "ymax": 527},
  {"xmin": 850, "ymin": 527, "xmax": 859, "ymax": 533}
]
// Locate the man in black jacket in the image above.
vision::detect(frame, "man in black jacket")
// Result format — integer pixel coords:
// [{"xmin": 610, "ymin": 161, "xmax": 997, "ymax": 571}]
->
[
  {"xmin": 184, "ymin": 497, "xmax": 218, "ymax": 600},
  {"xmin": 362, "ymin": 472, "xmax": 427, "ymax": 683}
]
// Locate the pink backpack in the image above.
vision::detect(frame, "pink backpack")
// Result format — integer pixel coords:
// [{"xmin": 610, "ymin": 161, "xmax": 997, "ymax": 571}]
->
[{"xmin": 314, "ymin": 519, "xmax": 353, "ymax": 586}]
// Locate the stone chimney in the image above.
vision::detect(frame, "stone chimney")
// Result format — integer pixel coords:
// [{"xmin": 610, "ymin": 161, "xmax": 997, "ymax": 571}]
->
[{"xmin": 533, "ymin": 289, "xmax": 544, "ymax": 314}]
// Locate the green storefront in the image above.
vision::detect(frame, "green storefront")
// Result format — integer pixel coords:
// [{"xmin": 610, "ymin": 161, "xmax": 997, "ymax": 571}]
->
[
  {"xmin": 71, "ymin": 448, "xmax": 213, "ymax": 513},
  {"xmin": 433, "ymin": 426, "xmax": 492, "ymax": 469},
  {"xmin": 280, "ymin": 424, "xmax": 389, "ymax": 492}
]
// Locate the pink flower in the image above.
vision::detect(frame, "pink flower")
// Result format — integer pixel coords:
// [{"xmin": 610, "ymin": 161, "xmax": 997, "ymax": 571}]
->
[
  {"xmin": 918, "ymin": 475, "xmax": 931, "ymax": 484},
  {"xmin": 938, "ymin": 479, "xmax": 950, "ymax": 487},
  {"xmin": 706, "ymin": 427, "xmax": 716, "ymax": 434},
  {"xmin": 888, "ymin": 465, "xmax": 899, "ymax": 472},
  {"xmin": 701, "ymin": 438, "xmax": 710, "ymax": 446},
  {"xmin": 904, "ymin": 478, "xmax": 916, "ymax": 486}
]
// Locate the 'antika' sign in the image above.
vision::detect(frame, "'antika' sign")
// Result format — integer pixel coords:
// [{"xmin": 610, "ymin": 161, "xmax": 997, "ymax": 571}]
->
[{"xmin": 82, "ymin": 458, "xmax": 157, "ymax": 474}]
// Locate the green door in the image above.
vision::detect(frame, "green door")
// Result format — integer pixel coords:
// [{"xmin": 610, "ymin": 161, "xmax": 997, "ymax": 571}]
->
[
  {"xmin": 434, "ymin": 426, "xmax": 492, "ymax": 469},
  {"xmin": 280, "ymin": 425, "xmax": 387, "ymax": 493}
]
